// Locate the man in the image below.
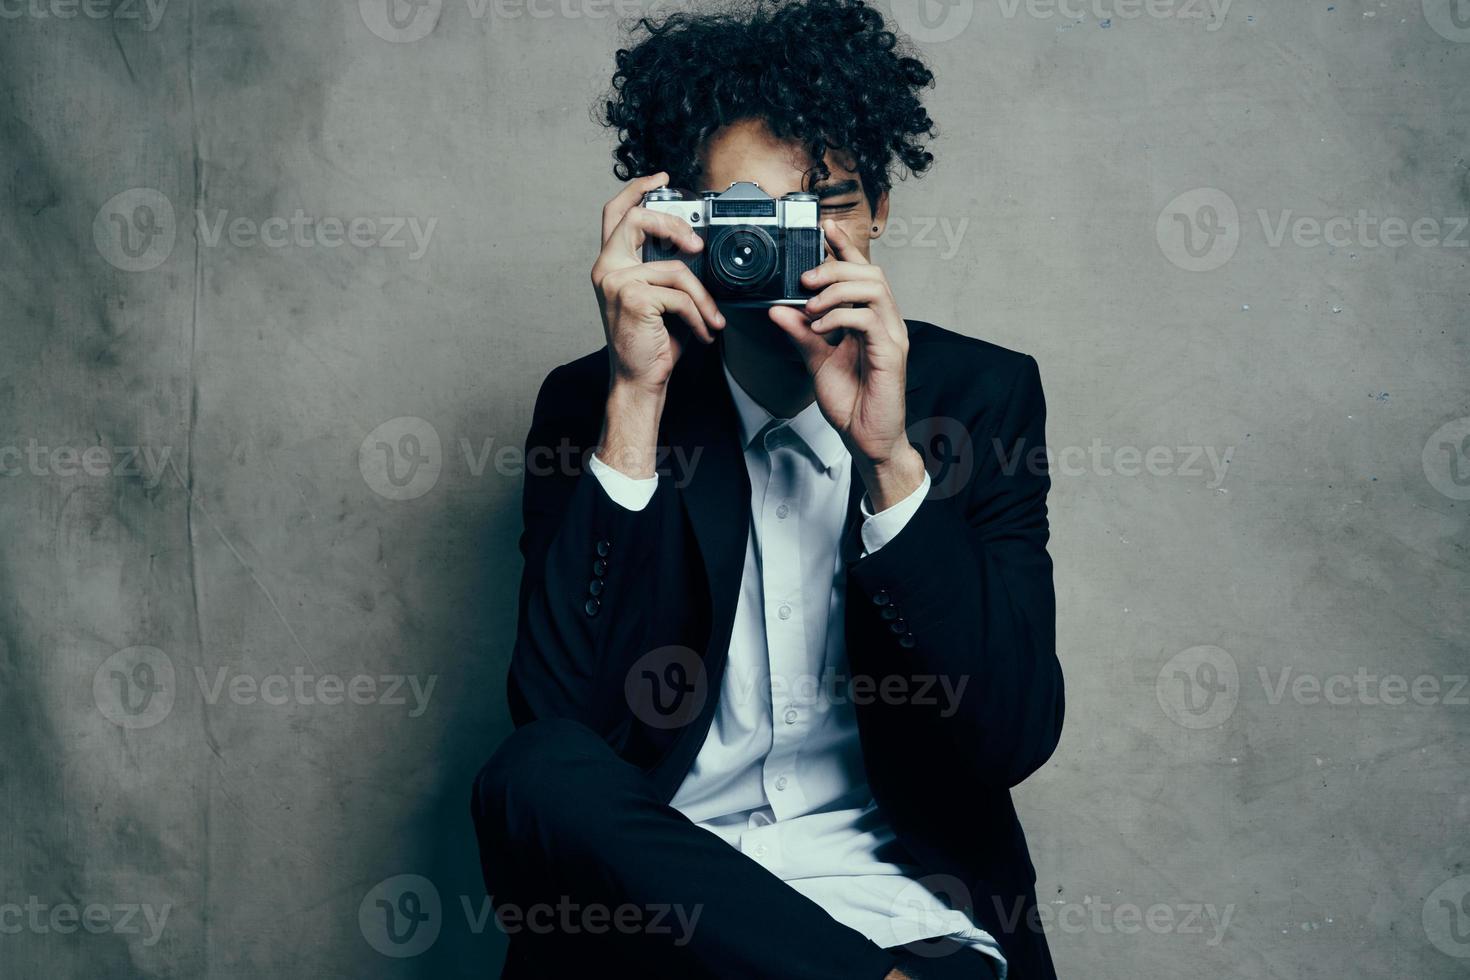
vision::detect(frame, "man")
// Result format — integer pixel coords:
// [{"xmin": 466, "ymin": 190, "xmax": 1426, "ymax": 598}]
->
[{"xmin": 471, "ymin": 2, "xmax": 1063, "ymax": 977}]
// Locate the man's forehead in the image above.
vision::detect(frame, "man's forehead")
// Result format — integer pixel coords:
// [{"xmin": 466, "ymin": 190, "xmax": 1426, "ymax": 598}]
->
[{"xmin": 698, "ymin": 119, "xmax": 859, "ymax": 193}]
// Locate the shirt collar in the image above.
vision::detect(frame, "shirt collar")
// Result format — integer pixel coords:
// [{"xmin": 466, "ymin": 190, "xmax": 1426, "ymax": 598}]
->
[{"xmin": 722, "ymin": 358, "xmax": 847, "ymax": 474}]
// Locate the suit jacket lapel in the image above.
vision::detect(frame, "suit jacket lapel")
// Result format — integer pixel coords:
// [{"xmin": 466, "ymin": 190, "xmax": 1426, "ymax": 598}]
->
[
  {"xmin": 648, "ymin": 342, "xmax": 750, "ymax": 795},
  {"xmin": 664, "ymin": 342, "xmax": 751, "ymax": 629}
]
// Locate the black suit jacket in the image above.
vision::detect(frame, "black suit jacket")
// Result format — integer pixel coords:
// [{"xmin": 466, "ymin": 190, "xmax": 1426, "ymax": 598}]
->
[{"xmin": 506, "ymin": 320, "xmax": 1064, "ymax": 978}]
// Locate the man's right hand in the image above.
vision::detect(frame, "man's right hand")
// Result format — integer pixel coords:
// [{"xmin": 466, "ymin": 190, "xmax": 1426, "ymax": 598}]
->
[{"xmin": 591, "ymin": 172, "xmax": 724, "ymax": 478}]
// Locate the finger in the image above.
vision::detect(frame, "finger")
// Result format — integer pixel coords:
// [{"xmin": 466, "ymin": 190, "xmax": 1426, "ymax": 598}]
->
[
  {"xmin": 644, "ymin": 284, "xmax": 714, "ymax": 345},
  {"xmin": 768, "ymin": 305, "xmax": 832, "ymax": 363},
  {"xmin": 807, "ymin": 305, "xmax": 879, "ymax": 337},
  {"xmin": 594, "ymin": 209, "xmax": 704, "ymax": 286},
  {"xmin": 602, "ymin": 172, "xmax": 670, "ymax": 244},
  {"xmin": 822, "ymin": 218, "xmax": 870, "ymax": 265},
  {"xmin": 800, "ymin": 260, "xmax": 885, "ymax": 292},
  {"xmin": 632, "ymin": 260, "xmax": 726, "ymax": 330},
  {"xmin": 611, "ymin": 207, "xmax": 705, "ymax": 263},
  {"xmin": 804, "ymin": 280, "xmax": 891, "ymax": 318}
]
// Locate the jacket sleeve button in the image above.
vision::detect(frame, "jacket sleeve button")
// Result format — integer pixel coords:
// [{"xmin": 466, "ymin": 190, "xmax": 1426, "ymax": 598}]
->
[
  {"xmin": 898, "ymin": 634, "xmax": 916, "ymax": 649},
  {"xmin": 872, "ymin": 590, "xmax": 890, "ymax": 606},
  {"xmin": 584, "ymin": 597, "xmax": 601, "ymax": 617},
  {"xmin": 596, "ymin": 539, "xmax": 612, "ymax": 557}
]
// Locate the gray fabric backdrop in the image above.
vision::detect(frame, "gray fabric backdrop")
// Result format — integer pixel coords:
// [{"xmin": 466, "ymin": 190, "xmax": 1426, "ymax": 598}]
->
[{"xmin": 2, "ymin": 0, "xmax": 1467, "ymax": 976}]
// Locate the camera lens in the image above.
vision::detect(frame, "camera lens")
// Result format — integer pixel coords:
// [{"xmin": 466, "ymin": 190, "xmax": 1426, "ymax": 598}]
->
[{"xmin": 708, "ymin": 226, "xmax": 778, "ymax": 294}]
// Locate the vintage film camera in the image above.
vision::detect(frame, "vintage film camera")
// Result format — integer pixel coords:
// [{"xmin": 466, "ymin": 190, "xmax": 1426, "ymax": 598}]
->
[{"xmin": 640, "ymin": 181, "xmax": 826, "ymax": 306}]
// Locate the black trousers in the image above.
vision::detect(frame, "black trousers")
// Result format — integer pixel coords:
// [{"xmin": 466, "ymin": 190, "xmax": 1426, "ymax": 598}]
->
[{"xmin": 471, "ymin": 719, "xmax": 1000, "ymax": 980}]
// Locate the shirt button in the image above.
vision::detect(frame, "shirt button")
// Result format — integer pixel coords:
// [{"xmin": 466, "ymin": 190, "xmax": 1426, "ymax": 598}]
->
[
  {"xmin": 777, "ymin": 604, "xmax": 792, "ymax": 620},
  {"xmin": 754, "ymin": 844, "xmax": 768, "ymax": 858},
  {"xmin": 775, "ymin": 775, "xmax": 789, "ymax": 791},
  {"xmin": 783, "ymin": 708, "xmax": 799, "ymax": 725},
  {"xmin": 776, "ymin": 503, "xmax": 790, "ymax": 519}
]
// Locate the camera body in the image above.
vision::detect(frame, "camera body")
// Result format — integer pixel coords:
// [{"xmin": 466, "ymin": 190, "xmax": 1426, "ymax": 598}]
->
[{"xmin": 640, "ymin": 181, "xmax": 825, "ymax": 306}]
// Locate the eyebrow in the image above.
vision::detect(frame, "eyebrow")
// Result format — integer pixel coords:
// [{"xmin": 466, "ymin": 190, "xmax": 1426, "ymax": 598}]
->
[{"xmin": 813, "ymin": 179, "xmax": 861, "ymax": 200}]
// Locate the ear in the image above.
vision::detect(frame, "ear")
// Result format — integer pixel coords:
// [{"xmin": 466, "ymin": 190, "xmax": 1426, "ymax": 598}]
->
[{"xmin": 871, "ymin": 190, "xmax": 891, "ymax": 237}]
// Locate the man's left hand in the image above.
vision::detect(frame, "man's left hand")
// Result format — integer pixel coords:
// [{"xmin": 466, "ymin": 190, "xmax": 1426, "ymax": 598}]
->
[{"xmin": 768, "ymin": 219, "xmax": 927, "ymax": 511}]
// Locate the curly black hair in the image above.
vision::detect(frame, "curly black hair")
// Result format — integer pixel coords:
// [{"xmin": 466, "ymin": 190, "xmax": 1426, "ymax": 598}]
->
[{"xmin": 601, "ymin": 0, "xmax": 937, "ymax": 205}]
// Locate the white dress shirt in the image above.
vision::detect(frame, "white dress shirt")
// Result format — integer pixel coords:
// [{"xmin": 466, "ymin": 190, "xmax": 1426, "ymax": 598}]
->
[{"xmin": 588, "ymin": 361, "xmax": 1005, "ymax": 976}]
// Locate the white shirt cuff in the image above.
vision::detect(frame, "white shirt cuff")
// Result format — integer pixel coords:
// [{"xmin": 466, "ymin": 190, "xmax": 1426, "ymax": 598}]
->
[
  {"xmin": 589, "ymin": 452, "xmax": 658, "ymax": 512},
  {"xmin": 859, "ymin": 472, "xmax": 931, "ymax": 556}
]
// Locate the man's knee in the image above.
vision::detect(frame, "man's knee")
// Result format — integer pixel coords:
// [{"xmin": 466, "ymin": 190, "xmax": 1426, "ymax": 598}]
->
[{"xmin": 471, "ymin": 718, "xmax": 621, "ymax": 841}]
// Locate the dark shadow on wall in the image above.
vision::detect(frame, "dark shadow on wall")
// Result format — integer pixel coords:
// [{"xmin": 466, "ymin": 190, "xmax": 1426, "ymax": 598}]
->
[{"xmin": 413, "ymin": 466, "xmax": 523, "ymax": 977}]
